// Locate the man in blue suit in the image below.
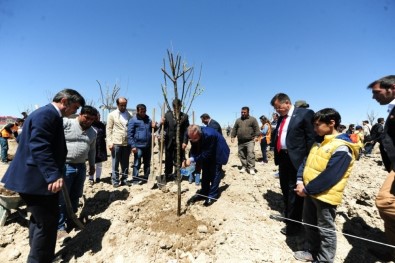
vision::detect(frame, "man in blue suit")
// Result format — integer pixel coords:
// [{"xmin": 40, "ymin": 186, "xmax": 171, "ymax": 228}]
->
[
  {"xmin": 271, "ymin": 93, "xmax": 315, "ymax": 236},
  {"xmin": 1, "ymin": 89, "xmax": 85, "ymax": 263},
  {"xmin": 185, "ymin": 125, "xmax": 230, "ymax": 206},
  {"xmin": 200, "ymin": 113, "xmax": 223, "ymax": 135}
]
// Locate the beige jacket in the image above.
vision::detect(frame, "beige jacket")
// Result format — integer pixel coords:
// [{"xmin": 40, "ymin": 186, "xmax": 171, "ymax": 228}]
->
[{"xmin": 106, "ymin": 109, "xmax": 132, "ymax": 147}]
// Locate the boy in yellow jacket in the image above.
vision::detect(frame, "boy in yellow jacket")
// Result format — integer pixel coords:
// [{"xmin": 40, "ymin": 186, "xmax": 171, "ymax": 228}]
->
[{"xmin": 294, "ymin": 108, "xmax": 360, "ymax": 263}]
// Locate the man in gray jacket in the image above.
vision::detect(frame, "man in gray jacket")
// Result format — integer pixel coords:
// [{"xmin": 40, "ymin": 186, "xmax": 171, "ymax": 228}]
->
[
  {"xmin": 231, "ymin": 106, "xmax": 260, "ymax": 175},
  {"xmin": 58, "ymin": 106, "xmax": 97, "ymax": 238}
]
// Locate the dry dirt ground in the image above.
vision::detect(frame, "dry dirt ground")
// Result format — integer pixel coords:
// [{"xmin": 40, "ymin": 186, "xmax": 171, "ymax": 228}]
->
[{"xmin": 0, "ymin": 138, "xmax": 393, "ymax": 263}]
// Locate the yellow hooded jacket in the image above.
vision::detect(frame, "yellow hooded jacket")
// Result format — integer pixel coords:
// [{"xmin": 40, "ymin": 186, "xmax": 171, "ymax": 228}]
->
[{"xmin": 303, "ymin": 134, "xmax": 360, "ymax": 205}]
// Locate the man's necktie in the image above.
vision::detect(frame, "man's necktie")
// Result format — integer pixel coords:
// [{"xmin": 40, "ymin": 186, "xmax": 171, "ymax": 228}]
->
[{"xmin": 277, "ymin": 115, "xmax": 288, "ymax": 152}]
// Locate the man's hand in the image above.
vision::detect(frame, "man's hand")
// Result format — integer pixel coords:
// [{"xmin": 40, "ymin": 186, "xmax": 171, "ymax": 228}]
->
[
  {"xmin": 132, "ymin": 147, "xmax": 137, "ymax": 154},
  {"xmin": 294, "ymin": 183, "xmax": 307, "ymax": 197},
  {"xmin": 184, "ymin": 158, "xmax": 191, "ymax": 167},
  {"xmin": 182, "ymin": 143, "xmax": 187, "ymax": 150},
  {"xmin": 48, "ymin": 178, "xmax": 64, "ymax": 193},
  {"xmin": 108, "ymin": 144, "xmax": 114, "ymax": 151},
  {"xmin": 89, "ymin": 165, "xmax": 95, "ymax": 176}
]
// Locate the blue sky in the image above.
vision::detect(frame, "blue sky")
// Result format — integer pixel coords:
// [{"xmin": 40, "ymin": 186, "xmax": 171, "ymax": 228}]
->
[{"xmin": 0, "ymin": 0, "xmax": 394, "ymax": 127}]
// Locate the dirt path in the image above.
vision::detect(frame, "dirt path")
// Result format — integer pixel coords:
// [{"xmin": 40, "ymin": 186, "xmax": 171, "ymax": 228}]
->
[{"xmin": 0, "ymin": 139, "xmax": 391, "ymax": 262}]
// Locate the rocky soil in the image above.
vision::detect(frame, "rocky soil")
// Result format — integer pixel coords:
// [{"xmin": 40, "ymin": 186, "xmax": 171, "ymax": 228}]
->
[{"xmin": 0, "ymin": 138, "xmax": 392, "ymax": 263}]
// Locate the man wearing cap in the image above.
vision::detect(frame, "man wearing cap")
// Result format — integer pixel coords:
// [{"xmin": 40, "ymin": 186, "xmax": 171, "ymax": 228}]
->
[{"xmin": 294, "ymin": 100, "xmax": 310, "ymax": 109}]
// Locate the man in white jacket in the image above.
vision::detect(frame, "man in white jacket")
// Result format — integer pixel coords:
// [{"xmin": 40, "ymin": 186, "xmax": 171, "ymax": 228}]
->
[{"xmin": 106, "ymin": 97, "xmax": 133, "ymax": 187}]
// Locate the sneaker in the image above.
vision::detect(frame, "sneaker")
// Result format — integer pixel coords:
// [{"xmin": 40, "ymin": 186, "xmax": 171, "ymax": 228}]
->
[
  {"xmin": 294, "ymin": 250, "xmax": 314, "ymax": 262},
  {"xmin": 249, "ymin": 169, "xmax": 256, "ymax": 175},
  {"xmin": 240, "ymin": 167, "xmax": 246, "ymax": 173},
  {"xmin": 88, "ymin": 179, "xmax": 94, "ymax": 185}
]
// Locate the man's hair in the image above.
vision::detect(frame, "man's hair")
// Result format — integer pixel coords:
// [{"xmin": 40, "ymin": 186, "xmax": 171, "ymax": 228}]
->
[
  {"xmin": 53, "ymin": 89, "xmax": 85, "ymax": 106},
  {"xmin": 136, "ymin": 104, "xmax": 146, "ymax": 111},
  {"xmin": 241, "ymin": 106, "xmax": 249, "ymax": 112},
  {"xmin": 313, "ymin": 108, "xmax": 341, "ymax": 129},
  {"xmin": 116, "ymin": 97, "xmax": 128, "ymax": 105},
  {"xmin": 172, "ymin": 99, "xmax": 182, "ymax": 109},
  {"xmin": 363, "ymin": 120, "xmax": 369, "ymax": 124},
  {"xmin": 200, "ymin": 113, "xmax": 210, "ymax": 119},
  {"xmin": 378, "ymin": 117, "xmax": 385, "ymax": 123},
  {"xmin": 349, "ymin": 124, "xmax": 355, "ymax": 129},
  {"xmin": 270, "ymin": 93, "xmax": 291, "ymax": 106},
  {"xmin": 80, "ymin": 105, "xmax": 98, "ymax": 116},
  {"xmin": 338, "ymin": 124, "xmax": 346, "ymax": 131},
  {"xmin": 187, "ymin": 124, "xmax": 202, "ymax": 136},
  {"xmin": 15, "ymin": 118, "xmax": 24, "ymax": 123},
  {"xmin": 368, "ymin": 75, "xmax": 395, "ymax": 90}
]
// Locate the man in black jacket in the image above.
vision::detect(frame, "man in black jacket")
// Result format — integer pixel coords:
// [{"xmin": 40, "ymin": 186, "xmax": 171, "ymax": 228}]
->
[
  {"xmin": 368, "ymin": 75, "xmax": 395, "ymax": 260},
  {"xmin": 162, "ymin": 99, "xmax": 190, "ymax": 181},
  {"xmin": 364, "ymin": 117, "xmax": 385, "ymax": 155}
]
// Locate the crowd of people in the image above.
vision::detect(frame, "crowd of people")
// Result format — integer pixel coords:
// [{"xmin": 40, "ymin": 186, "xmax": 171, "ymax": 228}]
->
[{"xmin": 1, "ymin": 74, "xmax": 395, "ymax": 262}]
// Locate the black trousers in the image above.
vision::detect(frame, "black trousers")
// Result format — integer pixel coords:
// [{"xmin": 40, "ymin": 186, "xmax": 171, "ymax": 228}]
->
[
  {"xmin": 277, "ymin": 150, "xmax": 304, "ymax": 230},
  {"xmin": 20, "ymin": 193, "xmax": 59, "ymax": 263},
  {"xmin": 164, "ymin": 141, "xmax": 185, "ymax": 175}
]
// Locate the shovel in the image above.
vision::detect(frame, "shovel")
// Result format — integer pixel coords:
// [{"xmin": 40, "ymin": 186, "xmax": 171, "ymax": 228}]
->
[
  {"xmin": 61, "ymin": 184, "xmax": 84, "ymax": 230},
  {"xmin": 147, "ymin": 108, "xmax": 157, "ymax": 189},
  {"xmin": 156, "ymin": 103, "xmax": 166, "ymax": 189}
]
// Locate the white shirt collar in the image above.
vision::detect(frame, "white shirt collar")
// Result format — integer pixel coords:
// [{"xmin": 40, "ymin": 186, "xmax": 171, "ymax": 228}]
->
[{"xmin": 388, "ymin": 99, "xmax": 395, "ymax": 113}]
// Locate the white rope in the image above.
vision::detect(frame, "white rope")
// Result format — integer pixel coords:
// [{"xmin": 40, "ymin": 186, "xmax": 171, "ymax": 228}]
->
[{"xmin": 108, "ymin": 169, "xmax": 395, "ymax": 250}]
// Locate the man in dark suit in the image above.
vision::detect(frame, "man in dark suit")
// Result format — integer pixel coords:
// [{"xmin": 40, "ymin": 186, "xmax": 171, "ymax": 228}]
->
[
  {"xmin": 185, "ymin": 125, "xmax": 230, "ymax": 206},
  {"xmin": 368, "ymin": 75, "xmax": 395, "ymax": 260},
  {"xmin": 1, "ymin": 89, "xmax": 85, "ymax": 263},
  {"xmin": 271, "ymin": 93, "xmax": 315, "ymax": 235},
  {"xmin": 200, "ymin": 113, "xmax": 223, "ymax": 135},
  {"xmin": 162, "ymin": 99, "xmax": 190, "ymax": 181}
]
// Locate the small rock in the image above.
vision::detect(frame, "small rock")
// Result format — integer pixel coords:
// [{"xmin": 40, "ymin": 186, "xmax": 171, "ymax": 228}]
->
[
  {"xmin": 8, "ymin": 249, "xmax": 21, "ymax": 261},
  {"xmin": 197, "ymin": 225, "xmax": 208, "ymax": 233}
]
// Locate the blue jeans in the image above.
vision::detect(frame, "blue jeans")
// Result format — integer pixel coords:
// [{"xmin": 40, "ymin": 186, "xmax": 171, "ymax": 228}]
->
[
  {"xmin": 260, "ymin": 140, "xmax": 268, "ymax": 162},
  {"xmin": 132, "ymin": 147, "xmax": 151, "ymax": 181},
  {"xmin": 303, "ymin": 196, "xmax": 337, "ymax": 263},
  {"xmin": 111, "ymin": 145, "xmax": 131, "ymax": 185},
  {"xmin": 0, "ymin": 137, "xmax": 8, "ymax": 162},
  {"xmin": 58, "ymin": 163, "xmax": 86, "ymax": 231}
]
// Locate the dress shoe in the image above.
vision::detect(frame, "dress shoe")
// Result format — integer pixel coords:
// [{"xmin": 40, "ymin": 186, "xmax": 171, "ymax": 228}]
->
[
  {"xmin": 121, "ymin": 180, "xmax": 132, "ymax": 186},
  {"xmin": 280, "ymin": 226, "xmax": 300, "ymax": 236},
  {"xmin": 187, "ymin": 194, "xmax": 206, "ymax": 205},
  {"xmin": 203, "ymin": 198, "xmax": 216, "ymax": 207}
]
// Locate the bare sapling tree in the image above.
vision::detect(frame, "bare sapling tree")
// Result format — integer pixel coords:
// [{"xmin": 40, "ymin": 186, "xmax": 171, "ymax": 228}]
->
[
  {"xmin": 161, "ymin": 49, "xmax": 203, "ymax": 216},
  {"xmin": 97, "ymin": 80, "xmax": 121, "ymax": 121},
  {"xmin": 366, "ymin": 110, "xmax": 378, "ymax": 126}
]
